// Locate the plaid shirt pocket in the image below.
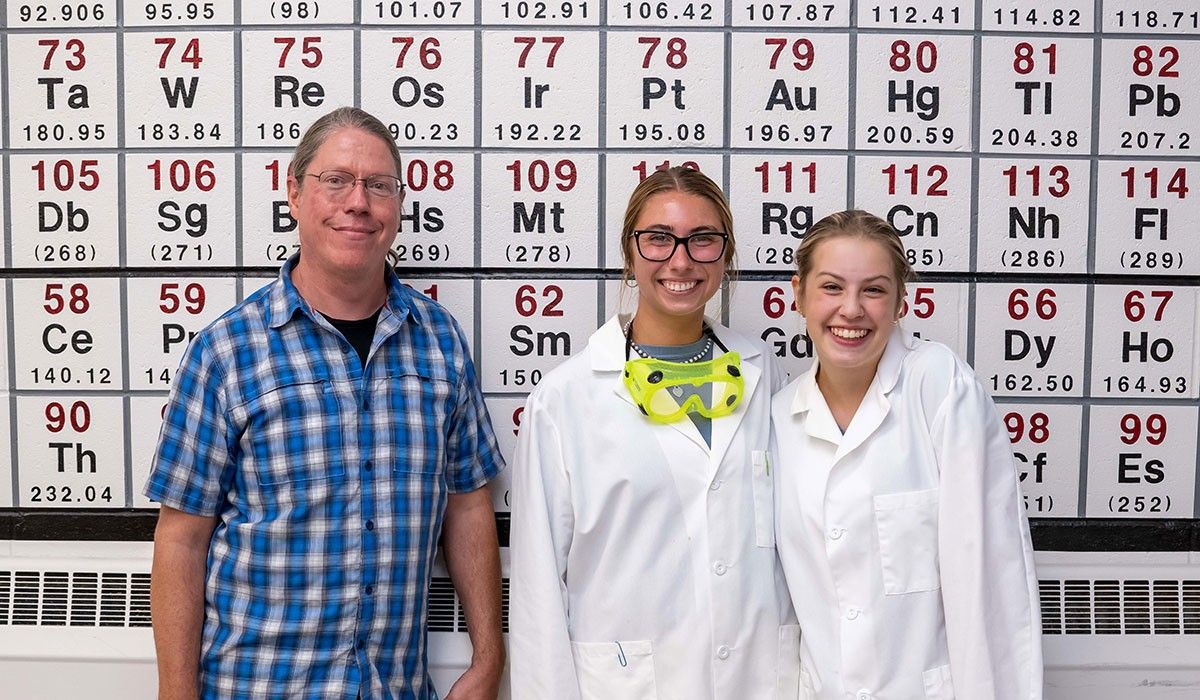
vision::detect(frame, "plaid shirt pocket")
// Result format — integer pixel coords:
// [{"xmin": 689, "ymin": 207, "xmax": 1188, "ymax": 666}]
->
[{"xmin": 241, "ymin": 379, "xmax": 348, "ymax": 486}]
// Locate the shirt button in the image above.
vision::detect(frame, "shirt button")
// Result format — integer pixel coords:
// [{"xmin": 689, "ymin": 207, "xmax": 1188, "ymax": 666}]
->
[
  {"xmin": 356, "ymin": 638, "xmax": 365, "ymax": 650},
  {"xmin": 712, "ymin": 561, "xmax": 728, "ymax": 576},
  {"xmin": 715, "ymin": 645, "xmax": 730, "ymax": 660},
  {"xmin": 828, "ymin": 527, "xmax": 844, "ymax": 540},
  {"xmin": 365, "ymin": 520, "xmax": 375, "ymax": 531},
  {"xmin": 362, "ymin": 400, "xmax": 370, "ymax": 411},
  {"xmin": 365, "ymin": 585, "xmax": 374, "ymax": 595},
  {"xmin": 364, "ymin": 460, "xmax": 373, "ymax": 472},
  {"xmin": 846, "ymin": 607, "xmax": 861, "ymax": 620},
  {"xmin": 709, "ymin": 480, "xmax": 722, "ymax": 491}
]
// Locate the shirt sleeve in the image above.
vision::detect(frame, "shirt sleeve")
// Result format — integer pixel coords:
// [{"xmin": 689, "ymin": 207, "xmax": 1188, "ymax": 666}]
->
[
  {"xmin": 933, "ymin": 364, "xmax": 1044, "ymax": 699},
  {"xmin": 444, "ymin": 320, "xmax": 505, "ymax": 493},
  {"xmin": 143, "ymin": 332, "xmax": 236, "ymax": 516},
  {"xmin": 508, "ymin": 388, "xmax": 582, "ymax": 700}
]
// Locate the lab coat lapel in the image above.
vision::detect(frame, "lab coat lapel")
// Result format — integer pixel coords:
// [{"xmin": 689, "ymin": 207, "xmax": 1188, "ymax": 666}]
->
[
  {"xmin": 787, "ymin": 365, "xmax": 840, "ymax": 514},
  {"xmin": 706, "ymin": 330, "xmax": 761, "ymax": 478},
  {"xmin": 834, "ymin": 329, "xmax": 911, "ymax": 462},
  {"xmin": 834, "ymin": 383, "xmax": 889, "ymax": 462},
  {"xmin": 656, "ymin": 407, "xmax": 709, "ymax": 452},
  {"xmin": 590, "ymin": 317, "xmax": 710, "ymax": 577},
  {"xmin": 596, "ymin": 316, "xmax": 710, "ymax": 453},
  {"xmin": 793, "ymin": 364, "xmax": 843, "ymax": 446},
  {"xmin": 609, "ymin": 369, "xmax": 709, "ymax": 452}
]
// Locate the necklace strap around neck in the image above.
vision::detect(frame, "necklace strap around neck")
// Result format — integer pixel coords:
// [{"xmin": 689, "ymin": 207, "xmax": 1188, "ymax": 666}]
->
[{"xmin": 623, "ymin": 318, "xmax": 717, "ymax": 363}]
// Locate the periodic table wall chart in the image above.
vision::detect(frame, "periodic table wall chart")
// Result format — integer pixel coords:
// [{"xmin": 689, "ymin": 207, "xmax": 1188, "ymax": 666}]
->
[{"xmin": 0, "ymin": 0, "xmax": 1198, "ymax": 534}]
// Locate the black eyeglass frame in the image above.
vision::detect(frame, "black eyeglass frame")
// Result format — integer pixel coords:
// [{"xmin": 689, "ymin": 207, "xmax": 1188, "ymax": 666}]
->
[
  {"xmin": 630, "ymin": 230, "xmax": 730, "ymax": 263},
  {"xmin": 302, "ymin": 170, "xmax": 406, "ymax": 198}
]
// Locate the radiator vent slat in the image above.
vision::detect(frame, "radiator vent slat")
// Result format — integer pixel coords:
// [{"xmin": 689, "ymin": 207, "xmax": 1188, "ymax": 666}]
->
[
  {"xmin": 1125, "ymin": 580, "xmax": 1151, "ymax": 634},
  {"xmin": 1184, "ymin": 581, "xmax": 1200, "ymax": 635},
  {"xmin": 427, "ymin": 578, "xmax": 457, "ymax": 632},
  {"xmin": 1064, "ymin": 579, "xmax": 1092, "ymax": 634},
  {"xmin": 1099, "ymin": 581, "xmax": 1123, "ymax": 633},
  {"xmin": 1, "ymin": 570, "xmax": 1191, "ymax": 636},
  {"xmin": 100, "ymin": 573, "xmax": 129, "ymax": 627},
  {"xmin": 500, "ymin": 578, "xmax": 511, "ymax": 634},
  {"xmin": 1038, "ymin": 580, "xmax": 1062, "ymax": 634},
  {"xmin": 1094, "ymin": 580, "xmax": 1121, "ymax": 635},
  {"xmin": 1154, "ymin": 580, "xmax": 1181, "ymax": 634},
  {"xmin": 0, "ymin": 570, "xmax": 12, "ymax": 625},
  {"xmin": 41, "ymin": 572, "xmax": 69, "ymax": 626},
  {"xmin": 71, "ymin": 572, "xmax": 98, "ymax": 626},
  {"xmin": 130, "ymin": 574, "xmax": 153, "ymax": 627},
  {"xmin": 13, "ymin": 572, "xmax": 39, "ymax": 626}
]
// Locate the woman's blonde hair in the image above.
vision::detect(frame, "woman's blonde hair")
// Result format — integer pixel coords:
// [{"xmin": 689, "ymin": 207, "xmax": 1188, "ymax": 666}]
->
[{"xmin": 795, "ymin": 210, "xmax": 915, "ymax": 307}]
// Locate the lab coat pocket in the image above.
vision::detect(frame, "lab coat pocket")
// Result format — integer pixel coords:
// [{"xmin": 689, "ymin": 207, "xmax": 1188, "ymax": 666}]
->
[
  {"xmin": 774, "ymin": 624, "xmax": 802, "ymax": 700},
  {"xmin": 751, "ymin": 450, "xmax": 775, "ymax": 547},
  {"xmin": 873, "ymin": 488, "xmax": 941, "ymax": 595},
  {"xmin": 571, "ymin": 640, "xmax": 658, "ymax": 700},
  {"xmin": 922, "ymin": 663, "xmax": 955, "ymax": 700}
]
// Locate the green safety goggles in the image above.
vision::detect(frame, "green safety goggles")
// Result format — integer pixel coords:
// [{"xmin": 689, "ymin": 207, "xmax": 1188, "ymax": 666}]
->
[
  {"xmin": 623, "ymin": 351, "xmax": 745, "ymax": 424},
  {"xmin": 621, "ymin": 322, "xmax": 744, "ymax": 424}
]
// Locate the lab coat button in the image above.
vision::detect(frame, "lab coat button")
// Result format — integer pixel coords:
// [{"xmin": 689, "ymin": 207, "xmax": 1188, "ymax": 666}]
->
[
  {"xmin": 712, "ymin": 561, "xmax": 728, "ymax": 576},
  {"xmin": 846, "ymin": 607, "xmax": 860, "ymax": 620},
  {"xmin": 715, "ymin": 645, "xmax": 730, "ymax": 660},
  {"xmin": 828, "ymin": 527, "xmax": 843, "ymax": 540},
  {"xmin": 856, "ymin": 691, "xmax": 872, "ymax": 700},
  {"xmin": 709, "ymin": 480, "xmax": 721, "ymax": 491}
]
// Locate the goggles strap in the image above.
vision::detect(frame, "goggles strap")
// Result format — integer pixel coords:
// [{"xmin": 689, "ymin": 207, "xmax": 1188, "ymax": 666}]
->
[{"xmin": 710, "ymin": 329, "xmax": 730, "ymax": 354}]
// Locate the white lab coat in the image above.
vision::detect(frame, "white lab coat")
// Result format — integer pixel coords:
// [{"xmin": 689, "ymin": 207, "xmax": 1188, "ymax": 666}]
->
[
  {"xmin": 509, "ymin": 315, "xmax": 802, "ymax": 700},
  {"xmin": 771, "ymin": 329, "xmax": 1043, "ymax": 700}
]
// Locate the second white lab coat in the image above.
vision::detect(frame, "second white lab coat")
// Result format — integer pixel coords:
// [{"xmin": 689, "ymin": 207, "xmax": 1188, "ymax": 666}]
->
[
  {"xmin": 771, "ymin": 329, "xmax": 1043, "ymax": 700},
  {"xmin": 509, "ymin": 316, "xmax": 802, "ymax": 700}
]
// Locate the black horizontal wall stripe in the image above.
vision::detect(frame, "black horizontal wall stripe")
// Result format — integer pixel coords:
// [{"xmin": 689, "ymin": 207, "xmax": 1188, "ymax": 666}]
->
[{"xmin": 0, "ymin": 511, "xmax": 1197, "ymax": 552}]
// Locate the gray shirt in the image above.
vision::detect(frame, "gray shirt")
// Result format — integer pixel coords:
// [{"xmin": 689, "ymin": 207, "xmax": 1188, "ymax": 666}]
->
[{"xmin": 637, "ymin": 336, "xmax": 715, "ymax": 446}]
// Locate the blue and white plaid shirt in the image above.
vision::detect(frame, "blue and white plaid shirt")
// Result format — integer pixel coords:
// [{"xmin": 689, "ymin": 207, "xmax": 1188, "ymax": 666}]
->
[{"xmin": 145, "ymin": 256, "xmax": 504, "ymax": 700}]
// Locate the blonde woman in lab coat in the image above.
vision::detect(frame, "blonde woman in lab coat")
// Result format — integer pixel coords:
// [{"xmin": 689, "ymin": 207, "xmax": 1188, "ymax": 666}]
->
[
  {"xmin": 772, "ymin": 210, "xmax": 1043, "ymax": 700},
  {"xmin": 509, "ymin": 167, "xmax": 801, "ymax": 699}
]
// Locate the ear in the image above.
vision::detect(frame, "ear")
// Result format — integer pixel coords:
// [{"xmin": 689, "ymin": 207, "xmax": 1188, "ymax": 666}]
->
[
  {"xmin": 790, "ymin": 274, "xmax": 804, "ymax": 317},
  {"xmin": 286, "ymin": 174, "xmax": 301, "ymax": 214}
]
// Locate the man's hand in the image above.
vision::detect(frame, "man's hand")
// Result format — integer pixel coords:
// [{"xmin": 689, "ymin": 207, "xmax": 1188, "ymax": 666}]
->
[{"xmin": 443, "ymin": 660, "xmax": 504, "ymax": 700}]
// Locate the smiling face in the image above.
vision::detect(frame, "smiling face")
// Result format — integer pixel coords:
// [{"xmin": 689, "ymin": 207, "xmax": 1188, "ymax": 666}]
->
[
  {"xmin": 286, "ymin": 127, "xmax": 401, "ymax": 286},
  {"xmin": 793, "ymin": 235, "xmax": 903, "ymax": 386},
  {"xmin": 630, "ymin": 191, "xmax": 727, "ymax": 342}
]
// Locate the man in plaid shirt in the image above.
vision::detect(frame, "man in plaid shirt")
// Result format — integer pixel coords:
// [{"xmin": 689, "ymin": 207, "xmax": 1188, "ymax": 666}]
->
[{"xmin": 145, "ymin": 107, "xmax": 506, "ymax": 700}]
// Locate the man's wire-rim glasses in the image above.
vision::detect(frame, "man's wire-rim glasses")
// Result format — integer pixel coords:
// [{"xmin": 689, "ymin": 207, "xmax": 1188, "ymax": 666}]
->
[{"xmin": 304, "ymin": 170, "xmax": 404, "ymax": 198}]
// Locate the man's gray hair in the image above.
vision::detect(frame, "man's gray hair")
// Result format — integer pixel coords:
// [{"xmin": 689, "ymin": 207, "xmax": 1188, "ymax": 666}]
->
[{"xmin": 289, "ymin": 107, "xmax": 403, "ymax": 183}]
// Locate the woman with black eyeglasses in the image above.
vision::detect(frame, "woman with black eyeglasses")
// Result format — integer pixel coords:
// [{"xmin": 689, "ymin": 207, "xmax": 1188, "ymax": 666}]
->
[{"xmin": 508, "ymin": 167, "xmax": 804, "ymax": 699}]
